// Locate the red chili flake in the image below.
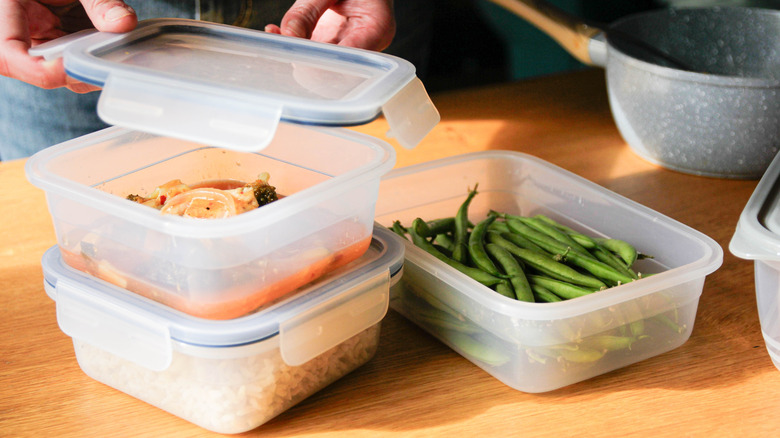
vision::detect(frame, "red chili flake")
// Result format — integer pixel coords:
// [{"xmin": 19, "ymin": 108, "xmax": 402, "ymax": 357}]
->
[{"xmin": 159, "ymin": 195, "xmax": 167, "ymax": 205}]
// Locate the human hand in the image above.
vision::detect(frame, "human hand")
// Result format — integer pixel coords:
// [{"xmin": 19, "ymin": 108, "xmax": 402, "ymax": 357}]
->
[
  {"xmin": 264, "ymin": 0, "xmax": 396, "ymax": 52},
  {"xmin": 1, "ymin": 0, "xmax": 137, "ymax": 92}
]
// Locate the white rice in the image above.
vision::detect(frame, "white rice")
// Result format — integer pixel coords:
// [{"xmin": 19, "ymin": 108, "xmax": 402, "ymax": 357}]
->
[{"xmin": 73, "ymin": 324, "xmax": 381, "ymax": 434}]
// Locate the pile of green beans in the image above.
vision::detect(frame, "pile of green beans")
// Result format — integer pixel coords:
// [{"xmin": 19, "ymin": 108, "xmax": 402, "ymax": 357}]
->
[
  {"xmin": 389, "ymin": 186, "xmax": 687, "ymax": 370},
  {"xmin": 390, "ymin": 185, "xmax": 651, "ymax": 303},
  {"xmin": 397, "ymin": 279, "xmax": 685, "ymax": 370}
]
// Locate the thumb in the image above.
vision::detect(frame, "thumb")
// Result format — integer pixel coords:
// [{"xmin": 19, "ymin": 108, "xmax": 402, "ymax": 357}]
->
[
  {"xmin": 279, "ymin": 0, "xmax": 337, "ymax": 39},
  {"xmin": 78, "ymin": 0, "xmax": 138, "ymax": 33}
]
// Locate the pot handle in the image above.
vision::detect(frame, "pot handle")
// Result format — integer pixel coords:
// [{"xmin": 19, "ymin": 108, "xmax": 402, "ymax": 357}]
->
[{"xmin": 484, "ymin": 0, "xmax": 605, "ymax": 67}]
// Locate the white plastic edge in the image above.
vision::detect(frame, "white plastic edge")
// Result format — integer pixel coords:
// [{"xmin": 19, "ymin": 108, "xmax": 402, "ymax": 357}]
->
[
  {"xmin": 28, "ymin": 29, "xmax": 98, "ymax": 60},
  {"xmin": 382, "ymin": 77, "xmax": 440, "ymax": 149},
  {"xmin": 729, "ymin": 152, "xmax": 780, "ymax": 260},
  {"xmin": 279, "ymin": 270, "xmax": 389, "ymax": 366},
  {"xmin": 762, "ymin": 331, "xmax": 780, "ymax": 364},
  {"xmin": 97, "ymin": 74, "xmax": 282, "ymax": 152},
  {"xmin": 54, "ymin": 276, "xmax": 173, "ymax": 372}
]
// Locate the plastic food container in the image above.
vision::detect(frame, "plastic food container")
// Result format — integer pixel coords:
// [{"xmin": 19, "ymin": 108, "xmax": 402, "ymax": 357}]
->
[
  {"xmin": 26, "ymin": 19, "xmax": 438, "ymax": 319},
  {"xmin": 41, "ymin": 225, "xmax": 403, "ymax": 434},
  {"xmin": 730, "ymin": 152, "xmax": 780, "ymax": 371},
  {"xmin": 26, "ymin": 124, "xmax": 394, "ymax": 319},
  {"xmin": 376, "ymin": 151, "xmax": 723, "ymax": 393}
]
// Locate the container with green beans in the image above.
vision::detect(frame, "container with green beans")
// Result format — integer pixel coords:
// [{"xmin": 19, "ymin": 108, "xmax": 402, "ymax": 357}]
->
[{"xmin": 376, "ymin": 151, "xmax": 722, "ymax": 392}]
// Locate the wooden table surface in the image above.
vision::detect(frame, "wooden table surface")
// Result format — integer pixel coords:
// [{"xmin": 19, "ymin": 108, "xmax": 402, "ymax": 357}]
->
[{"xmin": 2, "ymin": 69, "xmax": 777, "ymax": 437}]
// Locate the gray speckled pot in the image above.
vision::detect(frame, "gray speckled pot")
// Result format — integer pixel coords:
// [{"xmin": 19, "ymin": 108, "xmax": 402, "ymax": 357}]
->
[
  {"xmin": 486, "ymin": 1, "xmax": 780, "ymax": 179},
  {"xmin": 602, "ymin": 7, "xmax": 780, "ymax": 179}
]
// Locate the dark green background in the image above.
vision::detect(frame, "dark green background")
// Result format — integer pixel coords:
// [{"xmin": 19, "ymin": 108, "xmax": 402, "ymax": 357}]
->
[{"xmin": 422, "ymin": 0, "xmax": 778, "ymax": 93}]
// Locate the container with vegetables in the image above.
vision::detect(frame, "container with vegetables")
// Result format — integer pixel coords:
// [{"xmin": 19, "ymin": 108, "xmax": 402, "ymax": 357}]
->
[{"xmin": 377, "ymin": 151, "xmax": 722, "ymax": 392}]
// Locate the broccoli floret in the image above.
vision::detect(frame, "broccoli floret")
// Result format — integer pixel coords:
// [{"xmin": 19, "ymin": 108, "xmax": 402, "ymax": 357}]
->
[{"xmin": 253, "ymin": 183, "xmax": 278, "ymax": 207}]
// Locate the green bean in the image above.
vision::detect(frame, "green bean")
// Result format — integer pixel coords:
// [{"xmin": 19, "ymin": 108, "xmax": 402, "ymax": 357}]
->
[
  {"xmin": 588, "ymin": 309, "xmax": 609, "ymax": 331},
  {"xmin": 486, "ymin": 243, "xmax": 534, "ymax": 302},
  {"xmin": 494, "ymin": 280, "xmax": 517, "ymax": 299},
  {"xmin": 592, "ymin": 245, "xmax": 639, "ymax": 280},
  {"xmin": 488, "ymin": 232, "xmax": 606, "ymax": 289},
  {"xmin": 520, "ymin": 214, "xmax": 640, "ymax": 282},
  {"xmin": 452, "ymin": 186, "xmax": 478, "ymax": 263},
  {"xmin": 488, "ymin": 220, "xmax": 511, "ymax": 234},
  {"xmin": 652, "ymin": 313, "xmax": 685, "ymax": 334},
  {"xmin": 411, "ymin": 217, "xmax": 466, "ymax": 239},
  {"xmin": 526, "ymin": 349, "xmax": 550, "ymax": 364},
  {"xmin": 390, "ymin": 221, "xmax": 408, "ymax": 239},
  {"xmin": 558, "ymin": 347, "xmax": 606, "ymax": 363},
  {"xmin": 432, "ymin": 243, "xmax": 453, "ymax": 258},
  {"xmin": 411, "ymin": 306, "xmax": 483, "ymax": 335},
  {"xmin": 404, "ymin": 284, "xmax": 463, "ymax": 321},
  {"xmin": 530, "ymin": 283, "xmax": 563, "ymax": 303},
  {"xmin": 609, "ymin": 301, "xmax": 645, "ymax": 338},
  {"xmin": 468, "ymin": 214, "xmax": 501, "ymax": 276},
  {"xmin": 596, "ymin": 237, "xmax": 639, "ymax": 267},
  {"xmin": 527, "ymin": 275, "xmax": 599, "ymax": 300},
  {"xmin": 616, "ymin": 322, "xmax": 630, "ymax": 338},
  {"xmin": 568, "ymin": 233, "xmax": 598, "ymax": 249},
  {"xmin": 423, "ymin": 217, "xmax": 457, "ymax": 237},
  {"xmin": 504, "ymin": 216, "xmax": 576, "ymax": 254},
  {"xmin": 533, "ymin": 214, "xmax": 598, "ymax": 249},
  {"xmin": 497, "ymin": 228, "xmax": 548, "ymax": 255},
  {"xmin": 493, "ymin": 220, "xmax": 632, "ymax": 285},
  {"xmin": 433, "ymin": 233, "xmax": 455, "ymax": 252},
  {"xmin": 516, "ymin": 215, "xmax": 595, "ymax": 258},
  {"xmin": 494, "ymin": 213, "xmax": 563, "ymax": 254},
  {"xmin": 532, "ymin": 345, "xmax": 605, "ymax": 363},
  {"xmin": 411, "ymin": 218, "xmax": 432, "ymax": 239},
  {"xmin": 409, "ymin": 218, "xmax": 504, "ymax": 287},
  {"xmin": 445, "ymin": 331, "xmax": 510, "ymax": 366},
  {"xmin": 581, "ymin": 334, "xmax": 637, "ymax": 352},
  {"xmin": 623, "ymin": 300, "xmax": 645, "ymax": 337},
  {"xmin": 552, "ymin": 321, "xmax": 577, "ymax": 342},
  {"xmin": 552, "ymin": 247, "xmax": 635, "ymax": 285}
]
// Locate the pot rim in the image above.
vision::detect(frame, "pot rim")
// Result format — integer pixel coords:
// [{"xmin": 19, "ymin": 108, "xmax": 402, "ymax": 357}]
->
[{"xmin": 606, "ymin": 6, "xmax": 780, "ymax": 88}]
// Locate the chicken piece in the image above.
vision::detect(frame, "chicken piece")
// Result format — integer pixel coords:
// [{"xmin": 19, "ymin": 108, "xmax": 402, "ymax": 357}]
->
[
  {"xmin": 127, "ymin": 173, "xmax": 278, "ymax": 218},
  {"xmin": 126, "ymin": 179, "xmax": 190, "ymax": 209}
]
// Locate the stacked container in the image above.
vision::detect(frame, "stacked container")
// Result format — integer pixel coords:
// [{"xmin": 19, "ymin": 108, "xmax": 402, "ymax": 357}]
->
[
  {"xmin": 41, "ymin": 225, "xmax": 403, "ymax": 434},
  {"xmin": 26, "ymin": 18, "xmax": 435, "ymax": 432},
  {"xmin": 26, "ymin": 124, "xmax": 398, "ymax": 319}
]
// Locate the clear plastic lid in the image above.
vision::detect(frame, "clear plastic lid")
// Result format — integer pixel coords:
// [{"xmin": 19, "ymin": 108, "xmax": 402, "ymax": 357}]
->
[
  {"xmin": 29, "ymin": 19, "xmax": 439, "ymax": 151},
  {"xmin": 41, "ymin": 225, "xmax": 404, "ymax": 371},
  {"xmin": 731, "ymin": 152, "xmax": 780, "ymax": 260}
]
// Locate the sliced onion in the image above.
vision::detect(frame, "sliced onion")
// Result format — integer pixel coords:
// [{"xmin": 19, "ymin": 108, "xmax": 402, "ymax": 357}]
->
[{"xmin": 160, "ymin": 188, "xmax": 238, "ymax": 218}]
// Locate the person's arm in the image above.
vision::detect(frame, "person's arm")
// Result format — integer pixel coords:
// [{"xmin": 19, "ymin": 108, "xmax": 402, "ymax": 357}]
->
[
  {"xmin": 265, "ymin": 0, "xmax": 396, "ymax": 51},
  {"xmin": 0, "ymin": 0, "xmax": 137, "ymax": 92}
]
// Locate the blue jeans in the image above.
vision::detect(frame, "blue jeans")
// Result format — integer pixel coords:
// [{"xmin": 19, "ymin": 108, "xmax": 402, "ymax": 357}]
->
[{"xmin": 0, "ymin": 0, "xmax": 432, "ymax": 160}]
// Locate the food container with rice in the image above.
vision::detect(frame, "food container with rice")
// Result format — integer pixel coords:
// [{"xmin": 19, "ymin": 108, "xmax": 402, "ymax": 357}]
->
[
  {"xmin": 25, "ymin": 18, "xmax": 438, "ymax": 319},
  {"xmin": 376, "ymin": 151, "xmax": 723, "ymax": 393},
  {"xmin": 40, "ymin": 225, "xmax": 403, "ymax": 434}
]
